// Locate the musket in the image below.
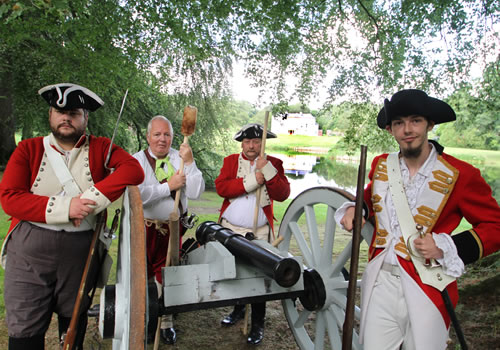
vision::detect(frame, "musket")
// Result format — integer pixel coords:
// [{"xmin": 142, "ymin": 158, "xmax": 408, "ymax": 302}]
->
[
  {"xmin": 105, "ymin": 89, "xmax": 129, "ymax": 171},
  {"xmin": 62, "ymin": 213, "xmax": 107, "ymax": 350},
  {"xmin": 342, "ymin": 145, "xmax": 367, "ymax": 350},
  {"xmin": 62, "ymin": 90, "xmax": 128, "ymax": 349}
]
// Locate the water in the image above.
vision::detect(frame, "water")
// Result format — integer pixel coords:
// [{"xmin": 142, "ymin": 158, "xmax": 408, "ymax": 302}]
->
[
  {"xmin": 270, "ymin": 153, "xmax": 360, "ymax": 199},
  {"xmin": 272, "ymin": 152, "xmax": 500, "ymax": 203}
]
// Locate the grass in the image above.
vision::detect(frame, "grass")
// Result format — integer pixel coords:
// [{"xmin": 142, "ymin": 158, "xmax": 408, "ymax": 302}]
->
[
  {"xmin": 267, "ymin": 134, "xmax": 340, "ymax": 152},
  {"xmin": 445, "ymin": 147, "xmax": 500, "ymax": 167}
]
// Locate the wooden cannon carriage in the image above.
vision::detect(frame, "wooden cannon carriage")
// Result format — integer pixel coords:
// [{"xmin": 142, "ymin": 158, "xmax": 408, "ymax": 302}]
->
[{"xmin": 96, "ymin": 185, "xmax": 374, "ymax": 349}]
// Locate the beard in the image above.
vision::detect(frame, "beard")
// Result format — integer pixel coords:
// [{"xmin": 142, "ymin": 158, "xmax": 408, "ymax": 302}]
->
[
  {"xmin": 51, "ymin": 124, "xmax": 85, "ymax": 144},
  {"xmin": 401, "ymin": 143, "xmax": 424, "ymax": 159}
]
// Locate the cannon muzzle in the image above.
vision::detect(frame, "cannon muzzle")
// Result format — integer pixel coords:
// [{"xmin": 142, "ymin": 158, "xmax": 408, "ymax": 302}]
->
[{"xmin": 196, "ymin": 221, "xmax": 301, "ymax": 288}]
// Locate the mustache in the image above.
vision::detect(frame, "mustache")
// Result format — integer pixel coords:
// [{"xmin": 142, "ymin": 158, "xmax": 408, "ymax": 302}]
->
[{"xmin": 58, "ymin": 123, "xmax": 74, "ymax": 129}]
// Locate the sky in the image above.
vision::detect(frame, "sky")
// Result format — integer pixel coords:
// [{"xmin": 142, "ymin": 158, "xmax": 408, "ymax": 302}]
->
[{"xmin": 230, "ymin": 60, "xmax": 328, "ymax": 110}]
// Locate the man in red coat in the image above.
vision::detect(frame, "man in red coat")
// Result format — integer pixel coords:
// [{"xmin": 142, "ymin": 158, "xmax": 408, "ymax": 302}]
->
[
  {"xmin": 215, "ymin": 123, "xmax": 290, "ymax": 345},
  {"xmin": 338, "ymin": 89, "xmax": 500, "ymax": 349},
  {"xmin": 0, "ymin": 83, "xmax": 144, "ymax": 350}
]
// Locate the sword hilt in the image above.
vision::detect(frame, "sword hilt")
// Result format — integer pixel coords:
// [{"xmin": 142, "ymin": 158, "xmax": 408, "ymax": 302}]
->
[{"xmin": 416, "ymin": 224, "xmax": 440, "ymax": 267}]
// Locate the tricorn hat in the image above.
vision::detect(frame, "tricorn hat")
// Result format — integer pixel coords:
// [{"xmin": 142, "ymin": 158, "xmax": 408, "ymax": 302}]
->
[
  {"xmin": 38, "ymin": 83, "xmax": 104, "ymax": 112},
  {"xmin": 234, "ymin": 123, "xmax": 277, "ymax": 141},
  {"xmin": 377, "ymin": 89, "xmax": 456, "ymax": 129}
]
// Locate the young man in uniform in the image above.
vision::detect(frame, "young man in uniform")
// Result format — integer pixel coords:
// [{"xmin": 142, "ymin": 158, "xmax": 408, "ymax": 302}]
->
[{"xmin": 337, "ymin": 89, "xmax": 500, "ymax": 349}]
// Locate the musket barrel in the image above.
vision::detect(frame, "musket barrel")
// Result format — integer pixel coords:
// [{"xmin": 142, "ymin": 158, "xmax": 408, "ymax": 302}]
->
[{"xmin": 196, "ymin": 221, "xmax": 301, "ymax": 288}]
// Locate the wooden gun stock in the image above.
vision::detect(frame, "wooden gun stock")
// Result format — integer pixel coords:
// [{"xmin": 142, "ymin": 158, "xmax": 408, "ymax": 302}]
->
[{"xmin": 62, "ymin": 213, "xmax": 107, "ymax": 350}]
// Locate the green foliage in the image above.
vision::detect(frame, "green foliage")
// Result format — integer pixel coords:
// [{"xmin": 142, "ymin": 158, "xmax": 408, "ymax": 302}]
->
[
  {"xmin": 441, "ymin": 60, "xmax": 500, "ymax": 151},
  {"xmin": 0, "ymin": 0, "xmax": 498, "ymax": 174},
  {"xmin": 333, "ymin": 102, "xmax": 397, "ymax": 155}
]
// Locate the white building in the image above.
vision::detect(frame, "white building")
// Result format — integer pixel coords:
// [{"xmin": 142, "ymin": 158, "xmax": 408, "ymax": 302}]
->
[{"xmin": 271, "ymin": 112, "xmax": 319, "ymax": 136}]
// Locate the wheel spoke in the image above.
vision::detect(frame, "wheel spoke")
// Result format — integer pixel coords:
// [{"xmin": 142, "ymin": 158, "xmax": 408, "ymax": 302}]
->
[
  {"xmin": 289, "ymin": 221, "xmax": 314, "ymax": 267},
  {"xmin": 313, "ymin": 311, "xmax": 326, "ymax": 350},
  {"xmin": 320, "ymin": 206, "xmax": 336, "ymax": 268},
  {"xmin": 329, "ymin": 290, "xmax": 347, "ymax": 311},
  {"xmin": 327, "ymin": 239, "xmax": 352, "ymax": 278},
  {"xmin": 304, "ymin": 205, "xmax": 321, "ymax": 266},
  {"xmin": 294, "ymin": 307, "xmax": 312, "ymax": 328},
  {"xmin": 325, "ymin": 306, "xmax": 342, "ymax": 349}
]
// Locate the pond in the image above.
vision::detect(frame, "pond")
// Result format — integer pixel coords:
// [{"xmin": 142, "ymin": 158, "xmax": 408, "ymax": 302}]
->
[{"xmin": 271, "ymin": 152, "xmax": 500, "ymax": 204}]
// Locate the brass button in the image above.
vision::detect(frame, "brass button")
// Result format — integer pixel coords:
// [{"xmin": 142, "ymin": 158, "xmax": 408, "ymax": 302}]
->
[
  {"xmin": 446, "ymin": 177, "xmax": 453, "ymax": 184},
  {"xmin": 442, "ymin": 188, "xmax": 449, "ymax": 194}
]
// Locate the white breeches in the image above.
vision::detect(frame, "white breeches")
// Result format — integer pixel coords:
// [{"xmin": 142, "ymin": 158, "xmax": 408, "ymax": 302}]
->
[{"xmin": 363, "ymin": 265, "xmax": 416, "ymax": 350}]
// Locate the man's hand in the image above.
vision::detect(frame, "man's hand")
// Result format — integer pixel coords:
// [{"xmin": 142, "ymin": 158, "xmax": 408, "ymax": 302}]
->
[
  {"xmin": 255, "ymin": 156, "xmax": 268, "ymax": 185},
  {"xmin": 179, "ymin": 143, "xmax": 194, "ymax": 165},
  {"xmin": 256, "ymin": 156, "xmax": 268, "ymax": 170},
  {"xmin": 168, "ymin": 171, "xmax": 186, "ymax": 191},
  {"xmin": 255, "ymin": 169, "xmax": 265, "ymax": 185},
  {"xmin": 413, "ymin": 233, "xmax": 444, "ymax": 259},
  {"xmin": 340, "ymin": 206, "xmax": 365, "ymax": 232},
  {"xmin": 69, "ymin": 196, "xmax": 97, "ymax": 227}
]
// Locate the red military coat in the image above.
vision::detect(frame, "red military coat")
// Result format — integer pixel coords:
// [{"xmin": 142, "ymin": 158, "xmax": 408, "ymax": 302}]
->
[
  {"xmin": 215, "ymin": 153, "xmax": 290, "ymax": 232},
  {"xmin": 364, "ymin": 150, "xmax": 500, "ymax": 326},
  {"xmin": 0, "ymin": 134, "xmax": 144, "ymax": 244}
]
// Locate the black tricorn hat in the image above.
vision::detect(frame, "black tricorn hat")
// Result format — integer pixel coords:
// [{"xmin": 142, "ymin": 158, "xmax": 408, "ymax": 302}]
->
[
  {"xmin": 234, "ymin": 123, "xmax": 277, "ymax": 141},
  {"xmin": 38, "ymin": 83, "xmax": 104, "ymax": 112},
  {"xmin": 377, "ymin": 89, "xmax": 456, "ymax": 129}
]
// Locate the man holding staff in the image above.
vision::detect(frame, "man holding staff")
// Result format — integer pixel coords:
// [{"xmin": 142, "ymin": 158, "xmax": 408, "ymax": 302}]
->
[
  {"xmin": 0, "ymin": 83, "xmax": 144, "ymax": 349},
  {"xmin": 336, "ymin": 89, "xmax": 500, "ymax": 349},
  {"xmin": 132, "ymin": 115, "xmax": 205, "ymax": 345},
  {"xmin": 215, "ymin": 123, "xmax": 290, "ymax": 345}
]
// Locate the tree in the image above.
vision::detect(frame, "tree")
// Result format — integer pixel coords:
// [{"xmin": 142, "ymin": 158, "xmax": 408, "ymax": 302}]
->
[
  {"xmin": 436, "ymin": 59, "xmax": 500, "ymax": 151},
  {"xmin": 1, "ymin": 0, "xmax": 498, "ymax": 167}
]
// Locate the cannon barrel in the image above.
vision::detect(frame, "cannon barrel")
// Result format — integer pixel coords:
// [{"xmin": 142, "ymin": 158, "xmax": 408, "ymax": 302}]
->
[{"xmin": 196, "ymin": 221, "xmax": 301, "ymax": 288}]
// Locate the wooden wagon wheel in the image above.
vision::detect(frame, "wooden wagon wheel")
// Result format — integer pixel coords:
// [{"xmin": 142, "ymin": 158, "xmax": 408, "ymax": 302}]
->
[
  {"xmin": 277, "ymin": 186, "xmax": 374, "ymax": 350},
  {"xmin": 99, "ymin": 186, "xmax": 150, "ymax": 349}
]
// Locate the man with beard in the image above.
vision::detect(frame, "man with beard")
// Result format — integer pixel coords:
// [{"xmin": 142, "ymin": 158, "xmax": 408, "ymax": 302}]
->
[
  {"xmin": 0, "ymin": 83, "xmax": 144, "ymax": 350},
  {"xmin": 336, "ymin": 89, "xmax": 500, "ymax": 349},
  {"xmin": 215, "ymin": 123, "xmax": 290, "ymax": 345}
]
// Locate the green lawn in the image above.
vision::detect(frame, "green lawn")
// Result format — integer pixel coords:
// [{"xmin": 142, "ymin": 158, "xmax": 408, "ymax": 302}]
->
[{"xmin": 267, "ymin": 134, "xmax": 340, "ymax": 151}]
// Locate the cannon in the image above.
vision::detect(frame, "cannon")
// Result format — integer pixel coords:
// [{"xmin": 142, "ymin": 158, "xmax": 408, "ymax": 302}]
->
[
  {"xmin": 195, "ymin": 221, "xmax": 302, "ymax": 288},
  {"xmin": 96, "ymin": 186, "xmax": 374, "ymax": 349}
]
